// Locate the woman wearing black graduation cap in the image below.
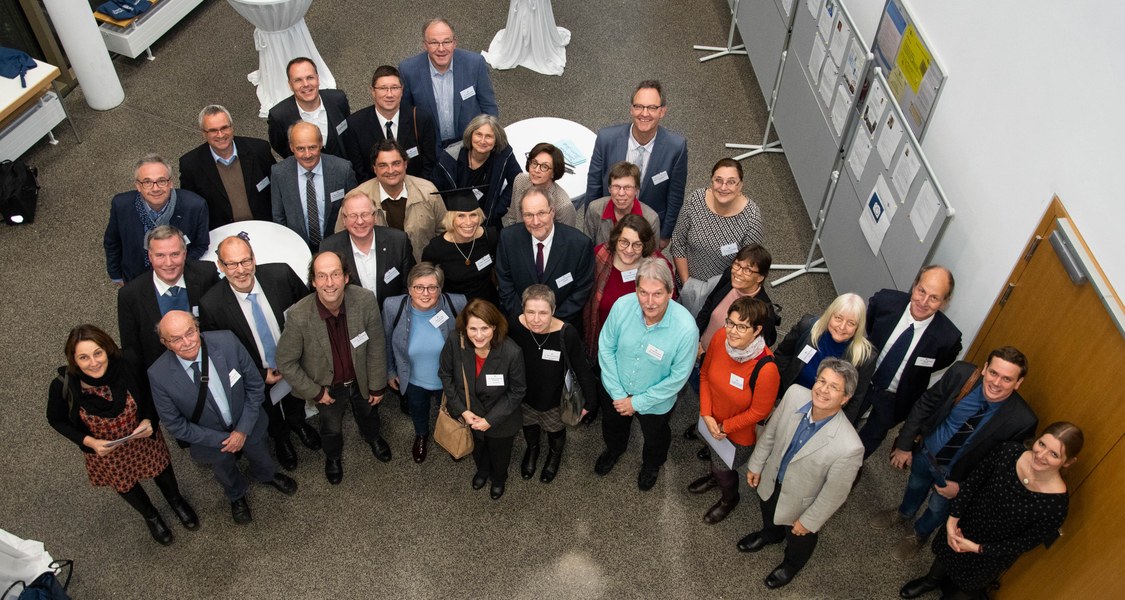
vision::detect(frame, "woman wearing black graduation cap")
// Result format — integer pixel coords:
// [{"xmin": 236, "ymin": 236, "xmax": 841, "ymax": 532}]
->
[{"xmin": 422, "ymin": 188, "xmax": 502, "ymax": 306}]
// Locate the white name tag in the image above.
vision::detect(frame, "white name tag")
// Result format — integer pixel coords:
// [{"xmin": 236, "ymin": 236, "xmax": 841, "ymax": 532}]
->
[
  {"xmin": 383, "ymin": 267, "xmax": 400, "ymax": 283},
  {"xmin": 720, "ymin": 242, "xmax": 738, "ymax": 257},
  {"xmin": 335, "ymin": 121, "xmax": 348, "ymax": 135},
  {"xmin": 475, "ymin": 254, "xmax": 493, "ymax": 270},
  {"xmin": 651, "ymin": 170, "xmax": 669, "ymax": 185},
  {"xmin": 256, "ymin": 176, "xmax": 270, "ymax": 192},
  {"xmin": 229, "ymin": 368, "xmax": 241, "ymax": 387},
  {"xmin": 460, "ymin": 86, "xmax": 477, "ymax": 100},
  {"xmin": 798, "ymin": 345, "xmax": 817, "ymax": 363},
  {"xmin": 729, "ymin": 373, "xmax": 744, "ymax": 389},
  {"xmin": 406, "ymin": 146, "xmax": 419, "ymax": 159},
  {"xmin": 330, "ymin": 189, "xmax": 345, "ymax": 202},
  {"xmin": 645, "ymin": 344, "xmax": 665, "ymax": 361},
  {"xmin": 485, "ymin": 374, "xmax": 504, "ymax": 386},
  {"xmin": 915, "ymin": 356, "xmax": 936, "ymax": 368},
  {"xmin": 350, "ymin": 331, "xmax": 369, "ymax": 348},
  {"xmin": 191, "ymin": 305, "xmax": 199, "ymax": 317},
  {"xmin": 183, "ymin": 235, "xmax": 191, "ymax": 245},
  {"xmin": 429, "ymin": 310, "xmax": 449, "ymax": 328},
  {"xmin": 621, "ymin": 269, "xmax": 637, "ymax": 282},
  {"xmin": 555, "ymin": 272, "xmax": 574, "ymax": 288},
  {"xmin": 542, "ymin": 349, "xmax": 562, "ymax": 362},
  {"xmin": 472, "ymin": 188, "xmax": 483, "ymax": 200}
]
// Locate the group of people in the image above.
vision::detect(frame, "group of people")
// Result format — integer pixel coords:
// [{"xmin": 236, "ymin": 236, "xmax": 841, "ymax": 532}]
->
[{"xmin": 61, "ymin": 15, "xmax": 1078, "ymax": 597}]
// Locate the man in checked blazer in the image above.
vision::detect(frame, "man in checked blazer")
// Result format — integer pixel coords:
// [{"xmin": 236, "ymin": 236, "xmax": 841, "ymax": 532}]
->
[{"xmin": 270, "ymin": 122, "xmax": 357, "ymax": 252}]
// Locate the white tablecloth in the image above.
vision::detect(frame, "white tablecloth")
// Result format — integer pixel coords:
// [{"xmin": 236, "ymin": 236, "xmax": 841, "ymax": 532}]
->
[
  {"xmin": 482, "ymin": 0, "xmax": 570, "ymax": 76},
  {"xmin": 504, "ymin": 117, "xmax": 595, "ymax": 203},
  {"xmin": 202, "ymin": 220, "xmax": 312, "ymax": 279},
  {"xmin": 226, "ymin": 0, "xmax": 337, "ymax": 117}
]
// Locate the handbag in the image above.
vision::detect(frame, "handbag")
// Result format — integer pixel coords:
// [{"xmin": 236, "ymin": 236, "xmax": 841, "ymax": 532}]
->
[
  {"xmin": 433, "ymin": 336, "xmax": 475, "ymax": 460},
  {"xmin": 558, "ymin": 324, "xmax": 585, "ymax": 426},
  {"xmin": 2, "ymin": 559, "xmax": 72, "ymax": 600}
]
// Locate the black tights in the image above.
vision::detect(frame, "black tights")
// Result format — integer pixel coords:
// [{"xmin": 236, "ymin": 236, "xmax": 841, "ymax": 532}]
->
[{"xmin": 117, "ymin": 464, "xmax": 182, "ymax": 517}]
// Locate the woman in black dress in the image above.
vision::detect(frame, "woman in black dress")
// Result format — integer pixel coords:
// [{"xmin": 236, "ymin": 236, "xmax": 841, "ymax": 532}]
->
[
  {"xmin": 900, "ymin": 422, "xmax": 1082, "ymax": 599},
  {"xmin": 421, "ymin": 189, "xmax": 500, "ymax": 305},
  {"xmin": 46, "ymin": 324, "xmax": 197, "ymax": 545}
]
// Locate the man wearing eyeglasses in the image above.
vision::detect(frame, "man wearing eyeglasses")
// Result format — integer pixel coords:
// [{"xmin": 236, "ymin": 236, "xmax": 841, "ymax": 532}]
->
[
  {"xmin": 276, "ymin": 251, "xmax": 392, "ymax": 484},
  {"xmin": 341, "ymin": 65, "xmax": 438, "ymax": 184},
  {"xmin": 179, "ymin": 105, "xmax": 276, "ymax": 230},
  {"xmin": 267, "ymin": 57, "xmax": 351, "ymax": 159},
  {"xmin": 199, "ymin": 236, "xmax": 319, "ymax": 471},
  {"xmin": 586, "ymin": 80, "xmax": 688, "ymax": 245},
  {"xmin": 104, "ymin": 154, "xmax": 211, "ymax": 284},
  {"xmin": 399, "ymin": 18, "xmax": 499, "ymax": 148},
  {"xmin": 319, "ymin": 189, "xmax": 415, "ymax": 309}
]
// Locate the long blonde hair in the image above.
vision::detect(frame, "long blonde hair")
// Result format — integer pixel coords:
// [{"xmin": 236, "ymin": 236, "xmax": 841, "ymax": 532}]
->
[{"xmin": 808, "ymin": 293, "xmax": 875, "ymax": 366}]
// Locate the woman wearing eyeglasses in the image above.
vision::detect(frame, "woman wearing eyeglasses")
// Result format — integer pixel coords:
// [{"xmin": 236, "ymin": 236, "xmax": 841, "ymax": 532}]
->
[
  {"xmin": 582, "ymin": 161, "xmax": 661, "ymax": 247},
  {"xmin": 669, "ymin": 158, "xmax": 765, "ymax": 316},
  {"xmin": 422, "ymin": 190, "xmax": 501, "ymax": 306},
  {"xmin": 383, "ymin": 263, "xmax": 466, "ymax": 463},
  {"xmin": 434, "ymin": 114, "xmax": 522, "ymax": 230},
  {"xmin": 502, "ymin": 142, "xmax": 578, "ymax": 227}
]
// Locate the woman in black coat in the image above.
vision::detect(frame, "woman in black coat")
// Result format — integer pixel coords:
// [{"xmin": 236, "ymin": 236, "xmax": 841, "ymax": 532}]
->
[{"xmin": 433, "ymin": 114, "xmax": 521, "ymax": 231}]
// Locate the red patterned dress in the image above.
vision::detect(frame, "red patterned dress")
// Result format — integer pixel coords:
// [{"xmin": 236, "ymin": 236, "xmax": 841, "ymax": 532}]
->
[{"xmin": 79, "ymin": 385, "xmax": 170, "ymax": 493}]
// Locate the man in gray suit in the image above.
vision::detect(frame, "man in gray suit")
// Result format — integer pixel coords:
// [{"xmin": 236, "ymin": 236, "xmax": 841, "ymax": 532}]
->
[
  {"xmin": 737, "ymin": 358, "xmax": 864, "ymax": 589},
  {"xmin": 149, "ymin": 311, "xmax": 297, "ymax": 525},
  {"xmin": 270, "ymin": 122, "xmax": 357, "ymax": 251},
  {"xmin": 275, "ymin": 251, "xmax": 391, "ymax": 484}
]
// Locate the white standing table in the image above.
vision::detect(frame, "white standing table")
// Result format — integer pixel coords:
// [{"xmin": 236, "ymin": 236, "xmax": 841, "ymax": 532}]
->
[
  {"xmin": 504, "ymin": 117, "xmax": 595, "ymax": 204},
  {"xmin": 202, "ymin": 220, "xmax": 312, "ymax": 279}
]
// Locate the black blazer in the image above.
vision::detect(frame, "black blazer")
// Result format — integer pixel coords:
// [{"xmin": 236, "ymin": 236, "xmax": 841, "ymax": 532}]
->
[
  {"xmin": 895, "ymin": 361, "xmax": 1038, "ymax": 482},
  {"xmin": 494, "ymin": 223, "xmax": 594, "ymax": 324},
  {"xmin": 198, "ymin": 263, "xmax": 310, "ymax": 380},
  {"xmin": 267, "ymin": 89, "xmax": 351, "ymax": 159},
  {"xmin": 178, "ymin": 136, "xmax": 277, "ymax": 229},
  {"xmin": 694, "ymin": 268, "xmax": 780, "ymax": 347},
  {"xmin": 774, "ymin": 314, "xmax": 876, "ymax": 415},
  {"xmin": 864, "ymin": 288, "xmax": 962, "ymax": 421},
  {"xmin": 341, "ymin": 102, "xmax": 438, "ymax": 183},
  {"xmin": 318, "ymin": 227, "xmax": 416, "ymax": 309},
  {"xmin": 439, "ymin": 334, "xmax": 525, "ymax": 438}
]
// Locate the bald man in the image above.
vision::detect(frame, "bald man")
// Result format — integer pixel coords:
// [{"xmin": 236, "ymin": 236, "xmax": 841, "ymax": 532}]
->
[{"xmin": 270, "ymin": 121, "xmax": 357, "ymax": 251}]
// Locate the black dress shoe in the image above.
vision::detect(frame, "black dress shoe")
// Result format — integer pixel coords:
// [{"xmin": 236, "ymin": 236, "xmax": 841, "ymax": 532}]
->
[
  {"xmin": 683, "ymin": 424, "xmax": 698, "ymax": 440},
  {"xmin": 412, "ymin": 435, "xmax": 428, "ymax": 463},
  {"xmin": 737, "ymin": 531, "xmax": 774, "ymax": 553},
  {"xmin": 688, "ymin": 473, "xmax": 718, "ymax": 494},
  {"xmin": 230, "ymin": 497, "xmax": 253, "ymax": 525},
  {"xmin": 637, "ymin": 467, "xmax": 660, "ymax": 491},
  {"xmin": 143, "ymin": 513, "xmax": 174, "ymax": 545},
  {"xmin": 580, "ymin": 411, "xmax": 597, "ymax": 425},
  {"xmin": 293, "ymin": 423, "xmax": 321, "ymax": 451},
  {"xmin": 697, "ymin": 446, "xmax": 711, "ymax": 461},
  {"xmin": 899, "ymin": 576, "xmax": 941, "ymax": 599},
  {"xmin": 594, "ymin": 450, "xmax": 620, "ymax": 475},
  {"xmin": 369, "ymin": 437, "xmax": 392, "ymax": 463},
  {"xmin": 167, "ymin": 495, "xmax": 199, "ymax": 530},
  {"xmin": 265, "ymin": 473, "xmax": 298, "ymax": 496},
  {"xmin": 471, "ymin": 473, "xmax": 488, "ymax": 490},
  {"xmin": 489, "ymin": 482, "xmax": 506, "ymax": 500},
  {"xmin": 703, "ymin": 495, "xmax": 740, "ymax": 525},
  {"xmin": 325, "ymin": 458, "xmax": 343, "ymax": 484},
  {"xmin": 275, "ymin": 438, "xmax": 298, "ymax": 471},
  {"xmin": 764, "ymin": 563, "xmax": 799, "ymax": 589},
  {"xmin": 521, "ymin": 443, "xmax": 540, "ymax": 480}
]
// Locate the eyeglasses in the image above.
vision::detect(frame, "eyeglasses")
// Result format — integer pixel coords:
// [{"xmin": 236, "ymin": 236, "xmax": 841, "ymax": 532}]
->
[
  {"xmin": 815, "ymin": 376, "xmax": 844, "ymax": 393},
  {"xmin": 616, "ymin": 239, "xmax": 644, "ymax": 252},
  {"xmin": 344, "ymin": 211, "xmax": 375, "ymax": 222},
  {"xmin": 220, "ymin": 258, "xmax": 253, "ymax": 270},
  {"xmin": 610, "ymin": 184, "xmax": 637, "ymax": 193},
  {"xmin": 425, "ymin": 39, "xmax": 455, "ymax": 49},
  {"xmin": 631, "ymin": 103, "xmax": 662, "ymax": 113},
  {"xmin": 136, "ymin": 178, "xmax": 173, "ymax": 190},
  {"xmin": 373, "ymin": 85, "xmax": 403, "ymax": 93},
  {"xmin": 314, "ymin": 271, "xmax": 346, "ymax": 283},
  {"xmin": 522, "ymin": 209, "xmax": 553, "ymax": 221},
  {"xmin": 730, "ymin": 262, "xmax": 760, "ymax": 275},
  {"xmin": 411, "ymin": 284, "xmax": 440, "ymax": 294},
  {"xmin": 724, "ymin": 318, "xmax": 753, "ymax": 333},
  {"xmin": 163, "ymin": 327, "xmax": 198, "ymax": 346},
  {"xmin": 203, "ymin": 124, "xmax": 232, "ymax": 135},
  {"xmin": 375, "ymin": 160, "xmax": 405, "ymax": 169},
  {"xmin": 529, "ymin": 159, "xmax": 553, "ymax": 172},
  {"xmin": 712, "ymin": 177, "xmax": 741, "ymax": 188}
]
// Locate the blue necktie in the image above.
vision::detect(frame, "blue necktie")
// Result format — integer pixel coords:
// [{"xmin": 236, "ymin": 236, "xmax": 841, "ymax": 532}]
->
[
  {"xmin": 247, "ymin": 292, "xmax": 277, "ymax": 369},
  {"xmin": 873, "ymin": 324, "xmax": 915, "ymax": 390}
]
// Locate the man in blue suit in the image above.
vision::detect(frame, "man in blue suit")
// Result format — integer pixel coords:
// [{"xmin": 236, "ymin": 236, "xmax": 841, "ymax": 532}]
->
[
  {"xmin": 399, "ymin": 18, "xmax": 499, "ymax": 148},
  {"xmin": 149, "ymin": 310, "xmax": 297, "ymax": 525},
  {"xmin": 586, "ymin": 80, "xmax": 688, "ymax": 244}
]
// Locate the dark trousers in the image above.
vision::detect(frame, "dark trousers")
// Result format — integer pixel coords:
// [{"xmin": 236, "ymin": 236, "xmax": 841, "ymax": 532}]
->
[
  {"xmin": 118, "ymin": 464, "xmax": 182, "ymax": 516},
  {"xmin": 471, "ymin": 432, "xmax": 516, "ymax": 484},
  {"xmin": 195, "ymin": 432, "xmax": 277, "ymax": 501},
  {"xmin": 858, "ymin": 388, "xmax": 901, "ymax": 459},
  {"xmin": 757, "ymin": 482, "xmax": 819, "ymax": 571},
  {"xmin": 318, "ymin": 384, "xmax": 382, "ymax": 459},
  {"xmin": 262, "ymin": 389, "xmax": 308, "ymax": 441},
  {"xmin": 600, "ymin": 381, "xmax": 673, "ymax": 469},
  {"xmin": 404, "ymin": 384, "xmax": 441, "ymax": 436}
]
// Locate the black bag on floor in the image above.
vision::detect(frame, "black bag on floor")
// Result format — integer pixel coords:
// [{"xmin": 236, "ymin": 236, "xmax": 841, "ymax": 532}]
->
[
  {"xmin": 2, "ymin": 559, "xmax": 73, "ymax": 599},
  {"xmin": 0, "ymin": 159, "xmax": 40, "ymax": 224}
]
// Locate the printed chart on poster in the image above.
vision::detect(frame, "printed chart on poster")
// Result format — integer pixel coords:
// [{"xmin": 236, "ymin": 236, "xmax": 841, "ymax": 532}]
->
[{"xmin": 871, "ymin": 0, "xmax": 947, "ymax": 140}]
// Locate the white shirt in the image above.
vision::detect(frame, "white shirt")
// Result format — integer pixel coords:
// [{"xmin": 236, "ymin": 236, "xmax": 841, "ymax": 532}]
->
[
  {"xmin": 376, "ymin": 109, "xmax": 400, "ymax": 141},
  {"xmin": 530, "ymin": 224, "xmax": 557, "ymax": 269},
  {"xmin": 875, "ymin": 307, "xmax": 935, "ymax": 393},
  {"xmin": 153, "ymin": 272, "xmax": 187, "ymax": 297},
  {"xmin": 627, "ymin": 128, "xmax": 658, "ymax": 183},
  {"xmin": 233, "ymin": 279, "xmax": 282, "ymax": 368},
  {"xmin": 176, "ymin": 354, "xmax": 233, "ymax": 426},
  {"xmin": 298, "ymin": 99, "xmax": 329, "ymax": 143},
  {"xmin": 351, "ymin": 235, "xmax": 380, "ymax": 293}
]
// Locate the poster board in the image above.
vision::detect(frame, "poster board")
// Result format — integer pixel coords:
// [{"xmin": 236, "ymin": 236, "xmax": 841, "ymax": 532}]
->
[
  {"xmin": 870, "ymin": 0, "xmax": 947, "ymax": 140},
  {"xmin": 735, "ymin": 0, "xmax": 793, "ymax": 105}
]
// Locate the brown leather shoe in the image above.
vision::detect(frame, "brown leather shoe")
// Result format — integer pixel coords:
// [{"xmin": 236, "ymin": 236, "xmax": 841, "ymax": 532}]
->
[
  {"xmin": 703, "ymin": 494, "xmax": 740, "ymax": 524},
  {"xmin": 687, "ymin": 474, "xmax": 718, "ymax": 494},
  {"xmin": 894, "ymin": 534, "xmax": 927, "ymax": 560},
  {"xmin": 870, "ymin": 508, "xmax": 909, "ymax": 530}
]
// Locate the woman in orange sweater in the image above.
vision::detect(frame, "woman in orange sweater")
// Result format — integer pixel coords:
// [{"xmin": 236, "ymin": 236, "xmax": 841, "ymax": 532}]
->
[{"xmin": 690, "ymin": 296, "xmax": 780, "ymax": 524}]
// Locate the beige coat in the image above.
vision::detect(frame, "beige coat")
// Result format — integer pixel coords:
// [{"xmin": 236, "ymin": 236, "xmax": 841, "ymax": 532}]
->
[{"xmin": 340, "ymin": 175, "xmax": 446, "ymax": 262}]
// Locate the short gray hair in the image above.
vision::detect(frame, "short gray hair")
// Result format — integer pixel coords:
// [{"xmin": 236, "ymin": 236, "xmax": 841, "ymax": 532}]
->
[
  {"xmin": 817, "ymin": 357, "xmax": 859, "ymax": 398},
  {"xmin": 135, "ymin": 153, "xmax": 173, "ymax": 178},
  {"xmin": 408, "ymin": 262, "xmax": 445, "ymax": 289},
  {"xmin": 197, "ymin": 105, "xmax": 233, "ymax": 130},
  {"xmin": 521, "ymin": 284, "xmax": 555, "ymax": 312},
  {"xmin": 144, "ymin": 225, "xmax": 187, "ymax": 252},
  {"xmin": 635, "ymin": 257, "xmax": 673, "ymax": 293}
]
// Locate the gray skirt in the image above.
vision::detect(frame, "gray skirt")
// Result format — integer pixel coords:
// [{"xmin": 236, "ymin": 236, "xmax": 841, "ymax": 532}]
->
[{"xmin": 522, "ymin": 404, "xmax": 565, "ymax": 432}]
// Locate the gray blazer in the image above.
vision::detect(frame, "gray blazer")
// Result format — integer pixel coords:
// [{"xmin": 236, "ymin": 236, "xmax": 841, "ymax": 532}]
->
[
  {"xmin": 275, "ymin": 286, "xmax": 388, "ymax": 400},
  {"xmin": 581, "ymin": 195, "xmax": 662, "ymax": 247},
  {"xmin": 383, "ymin": 292, "xmax": 466, "ymax": 389},
  {"xmin": 270, "ymin": 153, "xmax": 357, "ymax": 249},
  {"xmin": 438, "ymin": 334, "xmax": 525, "ymax": 438},
  {"xmin": 747, "ymin": 385, "xmax": 863, "ymax": 532}
]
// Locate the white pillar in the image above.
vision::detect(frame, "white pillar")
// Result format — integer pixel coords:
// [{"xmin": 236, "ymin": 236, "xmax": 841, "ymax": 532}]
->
[{"xmin": 41, "ymin": 0, "xmax": 125, "ymax": 110}]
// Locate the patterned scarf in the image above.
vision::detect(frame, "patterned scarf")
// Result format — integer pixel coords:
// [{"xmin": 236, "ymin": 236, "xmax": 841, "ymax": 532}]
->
[
  {"xmin": 726, "ymin": 335, "xmax": 766, "ymax": 363},
  {"xmin": 133, "ymin": 189, "xmax": 178, "ymax": 267}
]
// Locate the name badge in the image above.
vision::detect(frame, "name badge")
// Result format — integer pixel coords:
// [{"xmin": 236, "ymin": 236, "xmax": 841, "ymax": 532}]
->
[
  {"xmin": 915, "ymin": 356, "xmax": 936, "ymax": 368},
  {"xmin": 485, "ymin": 374, "xmax": 504, "ymax": 386},
  {"xmin": 645, "ymin": 344, "xmax": 665, "ymax": 361},
  {"xmin": 335, "ymin": 121, "xmax": 348, "ymax": 135},
  {"xmin": 472, "ymin": 188, "xmax": 483, "ymax": 200},
  {"xmin": 797, "ymin": 345, "xmax": 817, "ymax": 363},
  {"xmin": 651, "ymin": 170, "xmax": 669, "ymax": 185},
  {"xmin": 330, "ymin": 189, "xmax": 345, "ymax": 202},
  {"xmin": 720, "ymin": 242, "xmax": 738, "ymax": 257},
  {"xmin": 555, "ymin": 272, "xmax": 574, "ymax": 288},
  {"xmin": 542, "ymin": 349, "xmax": 562, "ymax": 362},
  {"xmin": 475, "ymin": 254, "xmax": 493, "ymax": 270},
  {"xmin": 460, "ymin": 86, "xmax": 477, "ymax": 101},
  {"xmin": 256, "ymin": 176, "xmax": 270, "ymax": 192},
  {"xmin": 384, "ymin": 267, "xmax": 400, "ymax": 283},
  {"xmin": 406, "ymin": 146, "xmax": 419, "ymax": 159},
  {"xmin": 621, "ymin": 269, "xmax": 637, "ymax": 282},
  {"xmin": 350, "ymin": 331, "xmax": 369, "ymax": 348},
  {"xmin": 183, "ymin": 235, "xmax": 192, "ymax": 245},
  {"xmin": 191, "ymin": 305, "xmax": 199, "ymax": 317},
  {"xmin": 429, "ymin": 310, "xmax": 449, "ymax": 328},
  {"xmin": 729, "ymin": 373, "xmax": 744, "ymax": 389},
  {"xmin": 229, "ymin": 368, "xmax": 242, "ymax": 387}
]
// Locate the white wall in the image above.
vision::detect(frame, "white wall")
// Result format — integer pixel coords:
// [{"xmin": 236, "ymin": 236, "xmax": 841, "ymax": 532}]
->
[{"xmin": 846, "ymin": 0, "xmax": 1125, "ymax": 347}]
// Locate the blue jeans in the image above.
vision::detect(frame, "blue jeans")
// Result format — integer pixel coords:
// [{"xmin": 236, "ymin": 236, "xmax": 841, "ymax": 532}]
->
[
  {"xmin": 897, "ymin": 450, "xmax": 951, "ymax": 539},
  {"xmin": 404, "ymin": 384, "xmax": 440, "ymax": 436}
]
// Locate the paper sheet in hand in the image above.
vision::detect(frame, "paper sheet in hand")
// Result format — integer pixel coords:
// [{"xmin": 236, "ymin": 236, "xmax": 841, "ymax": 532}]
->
[
  {"xmin": 104, "ymin": 429, "xmax": 147, "ymax": 448},
  {"xmin": 270, "ymin": 379, "xmax": 291, "ymax": 406},
  {"xmin": 697, "ymin": 416, "xmax": 736, "ymax": 469}
]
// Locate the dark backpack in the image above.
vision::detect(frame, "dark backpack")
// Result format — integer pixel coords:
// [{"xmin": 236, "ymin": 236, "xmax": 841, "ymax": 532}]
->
[{"xmin": 0, "ymin": 159, "xmax": 40, "ymax": 224}]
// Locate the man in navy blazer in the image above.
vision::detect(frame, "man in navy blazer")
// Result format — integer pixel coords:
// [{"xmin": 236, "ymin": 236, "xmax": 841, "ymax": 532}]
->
[
  {"xmin": 495, "ymin": 187, "xmax": 593, "ymax": 325},
  {"xmin": 270, "ymin": 122, "xmax": 357, "ymax": 251},
  {"xmin": 104, "ymin": 154, "xmax": 210, "ymax": 284},
  {"xmin": 342, "ymin": 65, "xmax": 438, "ymax": 183},
  {"xmin": 179, "ymin": 105, "xmax": 276, "ymax": 229},
  {"xmin": 586, "ymin": 80, "xmax": 688, "ymax": 243},
  {"xmin": 149, "ymin": 311, "xmax": 297, "ymax": 524},
  {"xmin": 856, "ymin": 266, "xmax": 963, "ymax": 459},
  {"xmin": 399, "ymin": 18, "xmax": 499, "ymax": 148},
  {"xmin": 267, "ymin": 57, "xmax": 351, "ymax": 159}
]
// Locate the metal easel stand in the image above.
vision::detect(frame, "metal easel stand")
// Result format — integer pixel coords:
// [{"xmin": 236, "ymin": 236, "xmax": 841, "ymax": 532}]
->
[
  {"xmin": 693, "ymin": 0, "xmax": 747, "ymax": 62},
  {"xmin": 770, "ymin": 170, "xmax": 839, "ymax": 287},
  {"xmin": 725, "ymin": 48, "xmax": 786, "ymax": 160}
]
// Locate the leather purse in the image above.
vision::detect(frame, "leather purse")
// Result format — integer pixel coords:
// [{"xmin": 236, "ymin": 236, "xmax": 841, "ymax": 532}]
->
[
  {"xmin": 558, "ymin": 324, "xmax": 585, "ymax": 426},
  {"xmin": 434, "ymin": 337, "xmax": 475, "ymax": 460}
]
